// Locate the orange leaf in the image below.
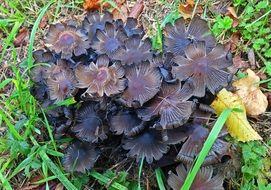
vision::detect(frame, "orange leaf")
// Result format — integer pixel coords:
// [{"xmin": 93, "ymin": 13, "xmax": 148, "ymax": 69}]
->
[
  {"xmin": 232, "ymin": 69, "xmax": 268, "ymax": 116},
  {"xmin": 178, "ymin": 0, "xmax": 202, "ymax": 19},
  {"xmin": 83, "ymin": 0, "xmax": 100, "ymax": 11}
]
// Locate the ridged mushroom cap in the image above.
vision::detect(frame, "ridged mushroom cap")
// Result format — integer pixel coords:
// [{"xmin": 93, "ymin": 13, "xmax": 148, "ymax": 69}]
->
[
  {"xmin": 71, "ymin": 102, "xmax": 107, "ymax": 142},
  {"xmin": 108, "ymin": 110, "xmax": 145, "ymax": 136},
  {"xmin": 45, "ymin": 23, "xmax": 90, "ymax": 59},
  {"xmin": 63, "ymin": 141, "xmax": 100, "ymax": 173},
  {"xmin": 168, "ymin": 164, "xmax": 224, "ymax": 190},
  {"xmin": 75, "ymin": 55, "xmax": 126, "ymax": 97},
  {"xmin": 172, "ymin": 42, "xmax": 232, "ymax": 97},
  {"xmin": 117, "ymin": 35, "xmax": 152, "ymax": 65},
  {"xmin": 137, "ymin": 81, "xmax": 194, "ymax": 129},
  {"xmin": 122, "ymin": 128, "xmax": 169, "ymax": 164},
  {"xmin": 120, "ymin": 62, "xmax": 162, "ymax": 107},
  {"xmin": 83, "ymin": 11, "xmax": 113, "ymax": 41},
  {"xmin": 91, "ymin": 22, "xmax": 127, "ymax": 59}
]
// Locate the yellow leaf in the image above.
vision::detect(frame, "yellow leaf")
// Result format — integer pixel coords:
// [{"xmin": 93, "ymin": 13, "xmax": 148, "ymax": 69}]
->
[
  {"xmin": 211, "ymin": 88, "xmax": 262, "ymax": 142},
  {"xmin": 232, "ymin": 69, "xmax": 268, "ymax": 116}
]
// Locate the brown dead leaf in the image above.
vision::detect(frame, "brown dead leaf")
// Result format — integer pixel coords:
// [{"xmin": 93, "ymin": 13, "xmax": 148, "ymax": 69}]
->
[
  {"xmin": 39, "ymin": 15, "xmax": 48, "ymax": 29},
  {"xmin": 178, "ymin": 0, "xmax": 203, "ymax": 19},
  {"xmin": 229, "ymin": 32, "xmax": 240, "ymax": 52},
  {"xmin": 247, "ymin": 49, "xmax": 258, "ymax": 69},
  {"xmin": 233, "ymin": 54, "xmax": 249, "ymax": 70},
  {"xmin": 128, "ymin": 0, "xmax": 144, "ymax": 19},
  {"xmin": 267, "ymin": 93, "xmax": 271, "ymax": 107},
  {"xmin": 116, "ymin": 0, "xmax": 126, "ymax": 4},
  {"xmin": 13, "ymin": 27, "xmax": 29, "ymax": 47},
  {"xmin": 233, "ymin": 69, "xmax": 268, "ymax": 116},
  {"xmin": 112, "ymin": 4, "xmax": 129, "ymax": 22},
  {"xmin": 83, "ymin": 0, "xmax": 100, "ymax": 11},
  {"xmin": 225, "ymin": 7, "xmax": 239, "ymax": 27}
]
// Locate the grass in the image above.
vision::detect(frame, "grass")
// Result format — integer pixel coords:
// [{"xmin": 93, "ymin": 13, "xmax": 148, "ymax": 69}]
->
[{"xmin": 0, "ymin": 0, "xmax": 271, "ymax": 189}]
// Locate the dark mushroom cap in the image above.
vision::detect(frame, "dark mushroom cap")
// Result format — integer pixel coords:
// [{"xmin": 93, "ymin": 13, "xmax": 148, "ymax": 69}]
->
[
  {"xmin": 33, "ymin": 49, "xmax": 56, "ymax": 64},
  {"xmin": 71, "ymin": 102, "xmax": 107, "ymax": 142},
  {"xmin": 163, "ymin": 123, "xmax": 194, "ymax": 145},
  {"xmin": 47, "ymin": 69, "xmax": 77, "ymax": 102},
  {"xmin": 117, "ymin": 35, "xmax": 152, "ymax": 65},
  {"xmin": 63, "ymin": 141, "xmax": 100, "ymax": 173},
  {"xmin": 187, "ymin": 17, "xmax": 216, "ymax": 51},
  {"xmin": 108, "ymin": 110, "xmax": 145, "ymax": 136},
  {"xmin": 168, "ymin": 164, "xmax": 224, "ymax": 190},
  {"xmin": 120, "ymin": 62, "xmax": 162, "ymax": 107},
  {"xmin": 177, "ymin": 124, "xmax": 230, "ymax": 165},
  {"xmin": 172, "ymin": 42, "xmax": 232, "ymax": 97},
  {"xmin": 31, "ymin": 65, "xmax": 50, "ymax": 83},
  {"xmin": 45, "ymin": 23, "xmax": 90, "ymax": 59},
  {"xmin": 115, "ymin": 18, "xmax": 145, "ymax": 38},
  {"xmin": 75, "ymin": 55, "xmax": 126, "ymax": 97},
  {"xmin": 164, "ymin": 18, "xmax": 190, "ymax": 55},
  {"xmin": 83, "ymin": 11, "xmax": 113, "ymax": 41},
  {"xmin": 164, "ymin": 17, "xmax": 216, "ymax": 55},
  {"xmin": 137, "ymin": 81, "xmax": 194, "ymax": 129},
  {"xmin": 91, "ymin": 22, "xmax": 127, "ymax": 59},
  {"xmin": 122, "ymin": 128, "xmax": 169, "ymax": 164}
]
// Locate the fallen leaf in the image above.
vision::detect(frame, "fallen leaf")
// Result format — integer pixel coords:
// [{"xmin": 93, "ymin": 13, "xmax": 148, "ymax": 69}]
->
[
  {"xmin": 267, "ymin": 93, "xmax": 271, "ymax": 107},
  {"xmin": 13, "ymin": 27, "xmax": 29, "ymax": 47},
  {"xmin": 112, "ymin": 4, "xmax": 129, "ymax": 22},
  {"xmin": 39, "ymin": 15, "xmax": 48, "ymax": 29},
  {"xmin": 232, "ymin": 69, "xmax": 268, "ymax": 116},
  {"xmin": 211, "ymin": 88, "xmax": 262, "ymax": 142},
  {"xmin": 83, "ymin": 0, "xmax": 100, "ymax": 11},
  {"xmin": 225, "ymin": 7, "xmax": 239, "ymax": 27},
  {"xmin": 128, "ymin": 0, "xmax": 144, "ymax": 19},
  {"xmin": 248, "ymin": 49, "xmax": 257, "ymax": 69},
  {"xmin": 229, "ymin": 32, "xmax": 240, "ymax": 52},
  {"xmin": 116, "ymin": 0, "xmax": 125, "ymax": 4},
  {"xmin": 178, "ymin": 0, "xmax": 203, "ymax": 19},
  {"xmin": 231, "ymin": 54, "xmax": 249, "ymax": 74}
]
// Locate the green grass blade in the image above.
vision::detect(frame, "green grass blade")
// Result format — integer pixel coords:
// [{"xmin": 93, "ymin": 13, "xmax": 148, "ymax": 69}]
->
[
  {"xmin": 0, "ymin": 109, "xmax": 23, "ymax": 141},
  {"xmin": 0, "ymin": 21, "xmax": 22, "ymax": 64},
  {"xmin": 0, "ymin": 170, "xmax": 12, "ymax": 190},
  {"xmin": 155, "ymin": 168, "xmax": 166, "ymax": 190},
  {"xmin": 181, "ymin": 108, "xmax": 233, "ymax": 190},
  {"xmin": 89, "ymin": 170, "xmax": 128, "ymax": 190},
  {"xmin": 137, "ymin": 158, "xmax": 144, "ymax": 190},
  {"xmin": 27, "ymin": 0, "xmax": 55, "ymax": 69},
  {"xmin": 39, "ymin": 150, "xmax": 78, "ymax": 190}
]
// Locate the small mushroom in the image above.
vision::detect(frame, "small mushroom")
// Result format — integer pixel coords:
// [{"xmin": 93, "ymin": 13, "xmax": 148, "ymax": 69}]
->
[
  {"xmin": 117, "ymin": 35, "xmax": 152, "ymax": 65},
  {"xmin": 47, "ymin": 69, "xmax": 77, "ymax": 102},
  {"xmin": 63, "ymin": 141, "xmax": 100, "ymax": 173},
  {"xmin": 137, "ymin": 81, "xmax": 194, "ymax": 129},
  {"xmin": 168, "ymin": 164, "xmax": 224, "ymax": 190},
  {"xmin": 120, "ymin": 62, "xmax": 162, "ymax": 107},
  {"xmin": 108, "ymin": 110, "xmax": 145, "ymax": 136},
  {"xmin": 172, "ymin": 42, "xmax": 232, "ymax": 97},
  {"xmin": 177, "ymin": 124, "xmax": 230, "ymax": 165},
  {"xmin": 83, "ymin": 11, "xmax": 113, "ymax": 41},
  {"xmin": 75, "ymin": 55, "xmax": 126, "ymax": 97},
  {"xmin": 44, "ymin": 23, "xmax": 90, "ymax": 59},
  {"xmin": 122, "ymin": 128, "xmax": 169, "ymax": 164},
  {"xmin": 71, "ymin": 102, "xmax": 107, "ymax": 142},
  {"xmin": 91, "ymin": 22, "xmax": 127, "ymax": 59}
]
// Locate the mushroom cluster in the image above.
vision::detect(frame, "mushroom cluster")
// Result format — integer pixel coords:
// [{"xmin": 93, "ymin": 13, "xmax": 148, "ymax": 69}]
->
[{"xmin": 31, "ymin": 11, "xmax": 233, "ymax": 189}]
